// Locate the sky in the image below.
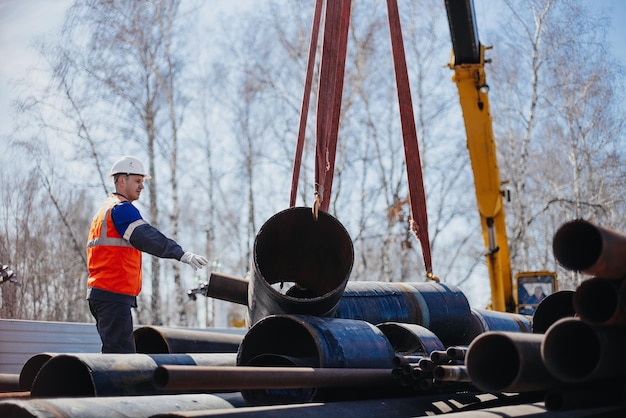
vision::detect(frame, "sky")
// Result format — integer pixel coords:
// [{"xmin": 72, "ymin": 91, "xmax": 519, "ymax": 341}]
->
[{"xmin": 1, "ymin": 0, "xmax": 625, "ymax": 141}]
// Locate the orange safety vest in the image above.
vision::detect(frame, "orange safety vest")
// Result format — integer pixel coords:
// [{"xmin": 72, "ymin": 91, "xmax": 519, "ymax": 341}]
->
[{"xmin": 87, "ymin": 195, "xmax": 144, "ymax": 296}]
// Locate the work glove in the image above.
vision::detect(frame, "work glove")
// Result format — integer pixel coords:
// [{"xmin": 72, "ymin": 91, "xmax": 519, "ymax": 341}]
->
[{"xmin": 181, "ymin": 252, "xmax": 209, "ymax": 270}]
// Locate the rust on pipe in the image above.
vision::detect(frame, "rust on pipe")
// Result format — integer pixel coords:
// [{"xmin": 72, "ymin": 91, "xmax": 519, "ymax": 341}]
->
[
  {"xmin": 248, "ymin": 207, "xmax": 354, "ymax": 326},
  {"xmin": 573, "ymin": 278, "xmax": 626, "ymax": 325},
  {"xmin": 531, "ymin": 290, "xmax": 575, "ymax": 334},
  {"xmin": 466, "ymin": 331, "xmax": 562, "ymax": 392},
  {"xmin": 153, "ymin": 365, "xmax": 395, "ymax": 391},
  {"xmin": 446, "ymin": 346, "xmax": 468, "ymax": 362},
  {"xmin": 29, "ymin": 352, "xmax": 237, "ymax": 397},
  {"xmin": 133, "ymin": 326, "xmax": 243, "ymax": 354},
  {"xmin": 542, "ymin": 317, "xmax": 626, "ymax": 383},
  {"xmin": 552, "ymin": 219, "xmax": 626, "ymax": 278},
  {"xmin": 376, "ymin": 322, "xmax": 444, "ymax": 356}
]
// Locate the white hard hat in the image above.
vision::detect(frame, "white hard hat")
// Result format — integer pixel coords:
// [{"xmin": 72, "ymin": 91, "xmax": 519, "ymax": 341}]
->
[{"xmin": 109, "ymin": 156, "xmax": 152, "ymax": 179}]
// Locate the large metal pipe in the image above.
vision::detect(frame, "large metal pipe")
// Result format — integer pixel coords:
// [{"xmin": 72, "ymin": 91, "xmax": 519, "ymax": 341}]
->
[
  {"xmin": 466, "ymin": 331, "xmax": 562, "ymax": 392},
  {"xmin": 248, "ymin": 207, "xmax": 354, "ymax": 326},
  {"xmin": 18, "ymin": 353, "xmax": 56, "ymax": 391},
  {"xmin": 542, "ymin": 317, "xmax": 626, "ymax": 383},
  {"xmin": 133, "ymin": 326, "xmax": 243, "ymax": 354},
  {"xmin": 0, "ymin": 393, "xmax": 246, "ymax": 418},
  {"xmin": 466, "ymin": 308, "xmax": 532, "ymax": 341},
  {"xmin": 153, "ymin": 365, "xmax": 395, "ymax": 391},
  {"xmin": 236, "ymin": 314, "xmax": 396, "ymax": 404},
  {"xmin": 29, "ymin": 352, "xmax": 237, "ymax": 397},
  {"xmin": 552, "ymin": 219, "xmax": 626, "ymax": 278},
  {"xmin": 376, "ymin": 322, "xmax": 444, "ymax": 355},
  {"xmin": 531, "ymin": 290, "xmax": 575, "ymax": 334},
  {"xmin": 336, "ymin": 281, "xmax": 472, "ymax": 346},
  {"xmin": 573, "ymin": 278, "xmax": 626, "ymax": 325}
]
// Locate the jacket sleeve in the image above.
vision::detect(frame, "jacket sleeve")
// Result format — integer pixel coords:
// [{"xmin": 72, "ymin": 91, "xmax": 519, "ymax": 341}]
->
[
  {"xmin": 111, "ymin": 203, "xmax": 185, "ymax": 260},
  {"xmin": 128, "ymin": 224, "xmax": 185, "ymax": 260}
]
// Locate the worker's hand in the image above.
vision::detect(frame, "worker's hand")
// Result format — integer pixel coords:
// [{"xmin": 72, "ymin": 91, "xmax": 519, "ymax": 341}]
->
[{"xmin": 181, "ymin": 252, "xmax": 209, "ymax": 270}]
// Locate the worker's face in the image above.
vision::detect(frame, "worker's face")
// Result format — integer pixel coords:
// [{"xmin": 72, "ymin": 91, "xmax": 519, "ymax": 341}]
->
[{"xmin": 117, "ymin": 174, "xmax": 145, "ymax": 202}]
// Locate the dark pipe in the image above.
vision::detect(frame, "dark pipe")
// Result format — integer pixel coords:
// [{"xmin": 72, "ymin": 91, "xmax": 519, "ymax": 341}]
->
[
  {"xmin": 466, "ymin": 331, "xmax": 562, "ymax": 392},
  {"xmin": 376, "ymin": 322, "xmax": 444, "ymax": 355},
  {"xmin": 552, "ymin": 219, "xmax": 626, "ymax": 278},
  {"xmin": 336, "ymin": 281, "xmax": 472, "ymax": 346},
  {"xmin": 18, "ymin": 353, "xmax": 56, "ymax": 391},
  {"xmin": 573, "ymin": 278, "xmax": 626, "ymax": 325},
  {"xmin": 153, "ymin": 365, "xmax": 395, "ymax": 392},
  {"xmin": 134, "ymin": 326, "xmax": 243, "ymax": 354},
  {"xmin": 466, "ymin": 308, "xmax": 532, "ymax": 342},
  {"xmin": 236, "ymin": 314, "xmax": 395, "ymax": 404},
  {"xmin": 29, "ymin": 352, "xmax": 237, "ymax": 397},
  {"xmin": 248, "ymin": 207, "xmax": 354, "ymax": 326},
  {"xmin": 531, "ymin": 290, "xmax": 575, "ymax": 334},
  {"xmin": 0, "ymin": 393, "xmax": 246, "ymax": 418},
  {"xmin": 206, "ymin": 272, "xmax": 249, "ymax": 305},
  {"xmin": 542, "ymin": 317, "xmax": 626, "ymax": 383}
]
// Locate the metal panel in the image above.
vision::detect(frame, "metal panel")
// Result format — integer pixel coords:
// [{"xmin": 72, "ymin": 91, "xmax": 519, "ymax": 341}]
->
[{"xmin": 0, "ymin": 319, "xmax": 101, "ymax": 374}]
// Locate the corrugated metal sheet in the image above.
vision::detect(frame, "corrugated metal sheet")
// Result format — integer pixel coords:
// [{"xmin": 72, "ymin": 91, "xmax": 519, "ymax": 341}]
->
[{"xmin": 0, "ymin": 319, "xmax": 101, "ymax": 374}]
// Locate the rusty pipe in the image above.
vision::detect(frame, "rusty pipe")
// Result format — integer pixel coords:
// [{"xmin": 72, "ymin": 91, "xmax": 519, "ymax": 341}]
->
[
  {"xmin": 446, "ymin": 346, "xmax": 469, "ymax": 361},
  {"xmin": 248, "ymin": 207, "xmax": 354, "ymax": 327},
  {"xmin": 133, "ymin": 326, "xmax": 243, "ymax": 354},
  {"xmin": 542, "ymin": 317, "xmax": 626, "ymax": 383},
  {"xmin": 573, "ymin": 277, "xmax": 626, "ymax": 325},
  {"xmin": 552, "ymin": 219, "xmax": 626, "ymax": 278},
  {"xmin": 153, "ymin": 365, "xmax": 395, "ymax": 391},
  {"xmin": 466, "ymin": 331, "xmax": 562, "ymax": 392},
  {"xmin": 531, "ymin": 290, "xmax": 575, "ymax": 334},
  {"xmin": 29, "ymin": 352, "xmax": 237, "ymax": 397}
]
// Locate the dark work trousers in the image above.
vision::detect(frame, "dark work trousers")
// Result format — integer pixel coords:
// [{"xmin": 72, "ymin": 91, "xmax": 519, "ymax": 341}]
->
[{"xmin": 89, "ymin": 299, "xmax": 136, "ymax": 353}]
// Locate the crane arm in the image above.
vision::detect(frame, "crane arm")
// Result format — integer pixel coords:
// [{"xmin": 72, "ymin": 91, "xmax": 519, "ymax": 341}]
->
[{"xmin": 444, "ymin": 0, "xmax": 514, "ymax": 312}]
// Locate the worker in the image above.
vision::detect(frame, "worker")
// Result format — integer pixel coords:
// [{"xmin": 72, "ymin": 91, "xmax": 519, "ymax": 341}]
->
[
  {"xmin": 525, "ymin": 286, "xmax": 546, "ymax": 305},
  {"xmin": 86, "ymin": 156, "xmax": 209, "ymax": 353}
]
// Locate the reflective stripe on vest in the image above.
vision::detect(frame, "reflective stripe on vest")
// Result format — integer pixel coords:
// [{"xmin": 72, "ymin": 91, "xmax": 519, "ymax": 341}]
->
[{"xmin": 87, "ymin": 195, "xmax": 144, "ymax": 296}]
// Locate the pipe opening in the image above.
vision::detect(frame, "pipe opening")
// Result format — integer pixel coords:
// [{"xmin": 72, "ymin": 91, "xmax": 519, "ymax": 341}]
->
[
  {"xmin": 254, "ymin": 207, "xmax": 353, "ymax": 299},
  {"xmin": 573, "ymin": 280, "xmax": 618, "ymax": 324},
  {"xmin": 377, "ymin": 322, "xmax": 444, "ymax": 355},
  {"xmin": 466, "ymin": 334, "xmax": 519, "ymax": 392},
  {"xmin": 134, "ymin": 327, "xmax": 170, "ymax": 353},
  {"xmin": 553, "ymin": 220, "xmax": 603, "ymax": 272},
  {"xmin": 30, "ymin": 355, "xmax": 95, "ymax": 397},
  {"xmin": 237, "ymin": 316, "xmax": 320, "ymax": 367},
  {"xmin": 542, "ymin": 319, "xmax": 599, "ymax": 381}
]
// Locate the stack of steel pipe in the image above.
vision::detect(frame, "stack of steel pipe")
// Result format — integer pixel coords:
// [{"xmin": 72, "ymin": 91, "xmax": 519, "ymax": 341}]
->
[{"xmin": 463, "ymin": 219, "xmax": 626, "ymax": 413}]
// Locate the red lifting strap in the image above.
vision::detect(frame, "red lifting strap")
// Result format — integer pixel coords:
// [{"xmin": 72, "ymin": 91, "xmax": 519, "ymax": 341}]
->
[
  {"xmin": 386, "ymin": 0, "xmax": 433, "ymax": 275},
  {"xmin": 290, "ymin": 0, "xmax": 434, "ymax": 276}
]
